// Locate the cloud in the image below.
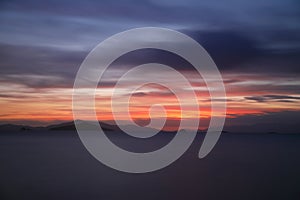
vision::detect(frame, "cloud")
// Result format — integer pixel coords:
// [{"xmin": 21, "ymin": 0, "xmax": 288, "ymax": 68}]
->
[
  {"xmin": 1, "ymin": 0, "xmax": 300, "ymax": 79},
  {"xmin": 245, "ymin": 95, "xmax": 300, "ymax": 103},
  {"xmin": 0, "ymin": 43, "xmax": 87, "ymax": 88},
  {"xmin": 131, "ymin": 91, "xmax": 174, "ymax": 97},
  {"xmin": 184, "ymin": 30, "xmax": 262, "ymax": 70},
  {"xmin": 1, "ymin": 0, "xmax": 300, "ymax": 51}
]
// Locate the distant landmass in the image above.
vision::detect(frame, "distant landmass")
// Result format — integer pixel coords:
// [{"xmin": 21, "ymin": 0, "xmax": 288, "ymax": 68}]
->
[
  {"xmin": 0, "ymin": 124, "xmax": 35, "ymax": 131},
  {"xmin": 0, "ymin": 120, "xmax": 118, "ymax": 132},
  {"xmin": 0, "ymin": 120, "xmax": 299, "ymax": 134},
  {"xmin": 0, "ymin": 120, "xmax": 166, "ymax": 133}
]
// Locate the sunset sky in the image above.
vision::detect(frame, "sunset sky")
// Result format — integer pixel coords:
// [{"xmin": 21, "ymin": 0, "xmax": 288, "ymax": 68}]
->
[{"xmin": 0, "ymin": 0, "xmax": 299, "ymax": 132}]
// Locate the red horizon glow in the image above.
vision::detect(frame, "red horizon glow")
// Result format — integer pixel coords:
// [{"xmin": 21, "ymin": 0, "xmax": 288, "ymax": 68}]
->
[{"xmin": 1, "ymin": 72, "xmax": 299, "ymax": 130}]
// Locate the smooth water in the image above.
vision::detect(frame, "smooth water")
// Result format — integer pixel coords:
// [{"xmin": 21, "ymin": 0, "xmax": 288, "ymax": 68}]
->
[{"xmin": 1, "ymin": 131, "xmax": 299, "ymax": 200}]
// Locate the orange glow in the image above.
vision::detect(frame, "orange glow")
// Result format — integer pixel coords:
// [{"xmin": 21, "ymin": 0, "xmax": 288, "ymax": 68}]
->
[{"xmin": 1, "ymin": 73, "xmax": 300, "ymax": 129}]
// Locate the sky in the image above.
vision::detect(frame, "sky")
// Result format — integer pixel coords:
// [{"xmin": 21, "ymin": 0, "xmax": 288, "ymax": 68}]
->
[{"xmin": 0, "ymin": 0, "xmax": 300, "ymax": 132}]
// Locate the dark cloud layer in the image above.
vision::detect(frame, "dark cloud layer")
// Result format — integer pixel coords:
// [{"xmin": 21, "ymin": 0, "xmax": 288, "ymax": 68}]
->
[
  {"xmin": 0, "ymin": 43, "xmax": 85, "ymax": 88},
  {"xmin": 185, "ymin": 30, "xmax": 262, "ymax": 69},
  {"xmin": 1, "ymin": 0, "xmax": 300, "ymax": 79}
]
